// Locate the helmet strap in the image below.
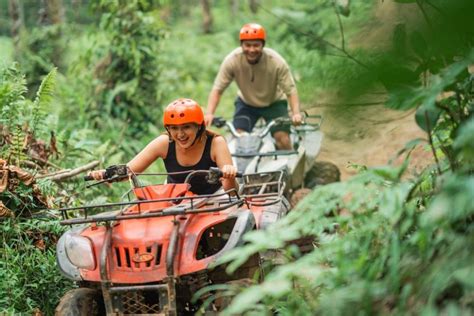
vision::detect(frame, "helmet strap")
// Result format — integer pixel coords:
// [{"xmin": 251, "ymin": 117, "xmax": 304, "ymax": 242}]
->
[{"xmin": 191, "ymin": 124, "xmax": 206, "ymax": 146}]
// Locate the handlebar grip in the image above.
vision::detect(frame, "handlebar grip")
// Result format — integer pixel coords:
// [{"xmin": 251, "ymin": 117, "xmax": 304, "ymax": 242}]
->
[
  {"xmin": 209, "ymin": 167, "xmax": 243, "ymax": 178},
  {"xmin": 212, "ymin": 117, "xmax": 227, "ymax": 128}
]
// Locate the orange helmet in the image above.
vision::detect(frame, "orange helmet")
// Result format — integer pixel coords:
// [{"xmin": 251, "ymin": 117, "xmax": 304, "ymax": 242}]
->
[
  {"xmin": 239, "ymin": 23, "xmax": 266, "ymax": 41},
  {"xmin": 163, "ymin": 98, "xmax": 204, "ymax": 126}
]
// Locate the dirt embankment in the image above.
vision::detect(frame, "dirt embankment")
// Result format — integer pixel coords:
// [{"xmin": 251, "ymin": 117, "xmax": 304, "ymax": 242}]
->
[
  {"xmin": 309, "ymin": 103, "xmax": 432, "ymax": 181},
  {"xmin": 307, "ymin": 2, "xmax": 433, "ymax": 181}
]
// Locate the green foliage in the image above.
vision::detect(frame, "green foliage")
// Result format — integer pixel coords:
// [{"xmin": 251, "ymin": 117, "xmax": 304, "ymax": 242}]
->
[
  {"xmin": 31, "ymin": 68, "xmax": 57, "ymax": 138},
  {"xmin": 454, "ymin": 117, "xmax": 474, "ymax": 169},
  {"xmin": 16, "ymin": 24, "xmax": 64, "ymax": 94},
  {"xmin": 212, "ymin": 1, "xmax": 474, "ymax": 315},
  {"xmin": 1, "ymin": 1, "xmax": 473, "ymax": 314},
  {"xmin": 84, "ymin": 0, "xmax": 166, "ymax": 133},
  {"xmin": 0, "ymin": 64, "xmax": 57, "ymax": 164},
  {"xmin": 0, "ymin": 218, "xmax": 73, "ymax": 315},
  {"xmin": 0, "ymin": 64, "xmax": 28, "ymax": 163},
  {"xmin": 218, "ymin": 162, "xmax": 473, "ymax": 314},
  {"xmin": 0, "ymin": 64, "xmax": 27, "ymax": 125}
]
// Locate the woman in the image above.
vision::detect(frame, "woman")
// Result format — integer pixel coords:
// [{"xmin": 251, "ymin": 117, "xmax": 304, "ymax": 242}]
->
[{"xmin": 89, "ymin": 98, "xmax": 238, "ymax": 195}]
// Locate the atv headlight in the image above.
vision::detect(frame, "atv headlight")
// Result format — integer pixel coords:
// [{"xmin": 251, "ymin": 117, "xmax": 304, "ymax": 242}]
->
[{"xmin": 65, "ymin": 235, "xmax": 96, "ymax": 270}]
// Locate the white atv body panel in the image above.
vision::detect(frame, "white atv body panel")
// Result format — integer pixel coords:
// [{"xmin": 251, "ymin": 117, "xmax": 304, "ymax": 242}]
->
[{"xmin": 225, "ymin": 122, "xmax": 323, "ymax": 191}]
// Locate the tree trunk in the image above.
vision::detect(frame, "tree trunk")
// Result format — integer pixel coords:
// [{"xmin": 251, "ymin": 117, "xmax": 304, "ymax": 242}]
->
[
  {"xmin": 8, "ymin": 0, "xmax": 24, "ymax": 50},
  {"xmin": 38, "ymin": 0, "xmax": 48, "ymax": 25},
  {"xmin": 38, "ymin": 0, "xmax": 65, "ymax": 25},
  {"xmin": 72, "ymin": 0, "xmax": 82, "ymax": 22},
  {"xmin": 249, "ymin": 0, "xmax": 258, "ymax": 14},
  {"xmin": 38, "ymin": 0, "xmax": 65, "ymax": 68},
  {"xmin": 47, "ymin": 0, "xmax": 66, "ymax": 25},
  {"xmin": 229, "ymin": 0, "xmax": 238, "ymax": 20},
  {"xmin": 200, "ymin": 0, "xmax": 213, "ymax": 34}
]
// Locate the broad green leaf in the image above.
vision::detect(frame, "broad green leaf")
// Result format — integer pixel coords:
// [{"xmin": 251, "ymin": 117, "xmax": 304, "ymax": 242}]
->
[
  {"xmin": 370, "ymin": 161, "xmax": 408, "ymax": 182},
  {"xmin": 452, "ymin": 266, "xmax": 474, "ymax": 290},
  {"xmin": 393, "ymin": 23, "xmax": 407, "ymax": 56},
  {"xmin": 387, "ymin": 50, "xmax": 474, "ymax": 110},
  {"xmin": 415, "ymin": 104, "xmax": 442, "ymax": 132},
  {"xmin": 392, "ymin": 138, "xmax": 427, "ymax": 163},
  {"xmin": 453, "ymin": 117, "xmax": 474, "ymax": 163},
  {"xmin": 410, "ymin": 31, "xmax": 428, "ymax": 60}
]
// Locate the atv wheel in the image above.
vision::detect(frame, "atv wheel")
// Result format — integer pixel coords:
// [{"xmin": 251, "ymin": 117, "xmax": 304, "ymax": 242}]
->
[
  {"xmin": 290, "ymin": 162, "xmax": 340, "ymax": 208},
  {"xmin": 211, "ymin": 279, "xmax": 255, "ymax": 313},
  {"xmin": 290, "ymin": 188, "xmax": 312, "ymax": 208},
  {"xmin": 55, "ymin": 288, "xmax": 105, "ymax": 316},
  {"xmin": 305, "ymin": 161, "xmax": 340, "ymax": 189}
]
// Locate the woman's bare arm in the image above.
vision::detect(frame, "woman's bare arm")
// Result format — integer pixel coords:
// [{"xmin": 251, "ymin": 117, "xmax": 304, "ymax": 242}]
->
[
  {"xmin": 211, "ymin": 135, "xmax": 238, "ymax": 192},
  {"xmin": 127, "ymin": 135, "xmax": 169, "ymax": 173}
]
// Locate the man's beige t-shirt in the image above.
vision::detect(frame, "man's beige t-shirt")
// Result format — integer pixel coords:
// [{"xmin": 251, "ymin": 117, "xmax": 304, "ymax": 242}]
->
[{"xmin": 212, "ymin": 47, "xmax": 297, "ymax": 108}]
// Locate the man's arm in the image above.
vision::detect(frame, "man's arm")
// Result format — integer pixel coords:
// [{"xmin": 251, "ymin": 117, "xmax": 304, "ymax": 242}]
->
[
  {"xmin": 288, "ymin": 91, "xmax": 303, "ymax": 124},
  {"xmin": 205, "ymin": 89, "xmax": 223, "ymax": 127},
  {"xmin": 206, "ymin": 51, "xmax": 236, "ymax": 126}
]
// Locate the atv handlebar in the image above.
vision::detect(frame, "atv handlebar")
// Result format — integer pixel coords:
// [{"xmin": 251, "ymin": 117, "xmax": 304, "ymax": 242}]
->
[
  {"xmin": 184, "ymin": 167, "xmax": 243, "ymax": 185},
  {"xmin": 257, "ymin": 117, "xmax": 291, "ymax": 138},
  {"xmin": 212, "ymin": 117, "xmax": 241, "ymax": 137},
  {"xmin": 84, "ymin": 166, "xmax": 242, "ymax": 188},
  {"xmin": 212, "ymin": 112, "xmax": 319, "ymax": 138},
  {"xmin": 83, "ymin": 164, "xmax": 129, "ymax": 182}
]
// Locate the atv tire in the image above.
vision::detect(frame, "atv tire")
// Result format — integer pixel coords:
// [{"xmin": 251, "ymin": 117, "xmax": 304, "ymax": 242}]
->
[
  {"xmin": 290, "ymin": 161, "xmax": 341, "ymax": 208},
  {"xmin": 305, "ymin": 161, "xmax": 341, "ymax": 189},
  {"xmin": 290, "ymin": 188, "xmax": 313, "ymax": 208},
  {"xmin": 55, "ymin": 288, "xmax": 105, "ymax": 316}
]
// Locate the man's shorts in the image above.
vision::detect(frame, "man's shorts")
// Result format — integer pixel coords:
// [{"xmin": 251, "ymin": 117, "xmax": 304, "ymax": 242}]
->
[{"xmin": 233, "ymin": 97, "xmax": 291, "ymax": 135}]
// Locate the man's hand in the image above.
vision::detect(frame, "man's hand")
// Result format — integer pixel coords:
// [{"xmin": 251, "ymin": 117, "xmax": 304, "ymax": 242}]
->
[
  {"xmin": 204, "ymin": 113, "xmax": 214, "ymax": 127},
  {"xmin": 292, "ymin": 112, "xmax": 303, "ymax": 125}
]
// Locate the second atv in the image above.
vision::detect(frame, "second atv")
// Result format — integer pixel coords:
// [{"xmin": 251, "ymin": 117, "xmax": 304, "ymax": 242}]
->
[{"xmin": 212, "ymin": 113, "xmax": 340, "ymax": 206}]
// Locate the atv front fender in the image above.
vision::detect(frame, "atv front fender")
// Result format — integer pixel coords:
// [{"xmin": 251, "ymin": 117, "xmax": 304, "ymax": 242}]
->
[{"xmin": 211, "ymin": 208, "xmax": 256, "ymax": 263}]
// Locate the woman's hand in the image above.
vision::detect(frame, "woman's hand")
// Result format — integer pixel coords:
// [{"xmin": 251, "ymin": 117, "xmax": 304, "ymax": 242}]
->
[
  {"xmin": 88, "ymin": 169, "xmax": 105, "ymax": 180},
  {"xmin": 221, "ymin": 164, "xmax": 237, "ymax": 179}
]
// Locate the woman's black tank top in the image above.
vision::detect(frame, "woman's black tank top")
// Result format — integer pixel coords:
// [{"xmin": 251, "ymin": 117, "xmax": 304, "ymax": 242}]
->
[{"xmin": 163, "ymin": 135, "xmax": 220, "ymax": 195}]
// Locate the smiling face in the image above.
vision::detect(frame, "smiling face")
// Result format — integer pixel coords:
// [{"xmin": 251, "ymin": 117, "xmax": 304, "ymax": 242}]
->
[
  {"xmin": 241, "ymin": 40, "xmax": 264, "ymax": 64},
  {"xmin": 167, "ymin": 123, "xmax": 200, "ymax": 149}
]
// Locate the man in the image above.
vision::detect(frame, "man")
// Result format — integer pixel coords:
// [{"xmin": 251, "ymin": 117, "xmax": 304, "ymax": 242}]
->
[{"xmin": 204, "ymin": 23, "xmax": 302, "ymax": 150}]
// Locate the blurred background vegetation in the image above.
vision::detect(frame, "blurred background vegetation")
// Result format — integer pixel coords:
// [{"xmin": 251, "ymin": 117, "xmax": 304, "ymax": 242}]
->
[{"xmin": 1, "ymin": 0, "xmax": 473, "ymax": 314}]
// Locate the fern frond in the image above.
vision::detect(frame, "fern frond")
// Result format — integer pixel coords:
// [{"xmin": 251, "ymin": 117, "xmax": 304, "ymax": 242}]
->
[
  {"xmin": 31, "ymin": 68, "xmax": 57, "ymax": 136},
  {"xmin": 9, "ymin": 124, "xmax": 27, "ymax": 165},
  {"xmin": 0, "ymin": 63, "xmax": 27, "ymax": 129}
]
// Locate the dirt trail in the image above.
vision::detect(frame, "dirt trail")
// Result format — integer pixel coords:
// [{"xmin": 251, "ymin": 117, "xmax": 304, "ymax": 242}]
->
[
  {"xmin": 304, "ymin": 1, "xmax": 434, "ymax": 181},
  {"xmin": 307, "ymin": 103, "xmax": 432, "ymax": 181}
]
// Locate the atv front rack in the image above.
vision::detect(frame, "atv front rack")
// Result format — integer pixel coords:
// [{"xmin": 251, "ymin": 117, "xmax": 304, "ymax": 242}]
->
[
  {"xmin": 239, "ymin": 170, "xmax": 286, "ymax": 206},
  {"xmin": 59, "ymin": 189, "xmax": 244, "ymax": 225},
  {"xmin": 59, "ymin": 170, "xmax": 287, "ymax": 225}
]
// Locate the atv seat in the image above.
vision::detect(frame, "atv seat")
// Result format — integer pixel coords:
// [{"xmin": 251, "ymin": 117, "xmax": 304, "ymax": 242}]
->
[{"xmin": 134, "ymin": 183, "xmax": 190, "ymax": 200}]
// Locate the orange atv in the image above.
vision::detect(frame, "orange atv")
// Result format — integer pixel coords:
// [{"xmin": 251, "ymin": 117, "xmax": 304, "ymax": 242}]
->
[{"xmin": 55, "ymin": 165, "xmax": 289, "ymax": 315}]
